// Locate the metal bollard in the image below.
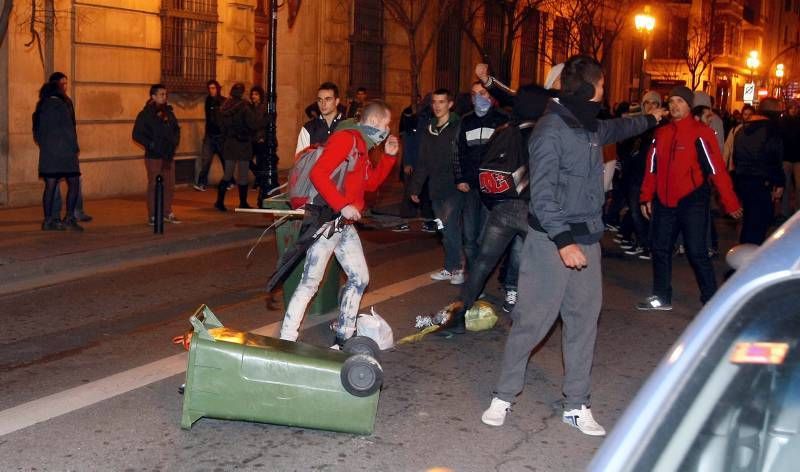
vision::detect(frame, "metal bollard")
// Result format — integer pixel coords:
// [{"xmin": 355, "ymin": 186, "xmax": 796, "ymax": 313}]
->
[{"xmin": 154, "ymin": 175, "xmax": 164, "ymax": 234}]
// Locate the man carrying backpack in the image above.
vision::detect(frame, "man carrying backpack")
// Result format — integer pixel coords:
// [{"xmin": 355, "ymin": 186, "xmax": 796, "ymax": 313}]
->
[{"xmin": 279, "ymin": 101, "xmax": 399, "ymax": 345}]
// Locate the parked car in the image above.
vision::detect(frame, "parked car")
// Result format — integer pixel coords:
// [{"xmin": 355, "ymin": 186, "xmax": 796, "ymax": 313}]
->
[{"xmin": 590, "ymin": 213, "xmax": 800, "ymax": 472}]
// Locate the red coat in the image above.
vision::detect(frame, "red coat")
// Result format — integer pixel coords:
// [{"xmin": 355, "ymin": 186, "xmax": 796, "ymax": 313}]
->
[
  {"xmin": 309, "ymin": 129, "xmax": 397, "ymax": 212},
  {"xmin": 641, "ymin": 116, "xmax": 741, "ymax": 213}
]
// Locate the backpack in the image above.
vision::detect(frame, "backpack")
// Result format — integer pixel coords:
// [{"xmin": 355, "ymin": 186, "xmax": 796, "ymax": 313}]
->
[
  {"xmin": 288, "ymin": 130, "xmax": 360, "ymax": 210},
  {"xmin": 477, "ymin": 121, "xmax": 535, "ymax": 200}
]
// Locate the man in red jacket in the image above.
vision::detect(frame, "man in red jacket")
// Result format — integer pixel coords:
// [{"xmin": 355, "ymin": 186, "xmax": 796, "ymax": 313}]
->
[
  {"xmin": 638, "ymin": 87, "xmax": 742, "ymax": 311},
  {"xmin": 279, "ymin": 101, "xmax": 399, "ymax": 344}
]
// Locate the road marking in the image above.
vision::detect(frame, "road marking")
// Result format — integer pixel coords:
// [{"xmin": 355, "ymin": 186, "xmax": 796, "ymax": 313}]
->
[{"xmin": 0, "ymin": 272, "xmax": 438, "ymax": 437}]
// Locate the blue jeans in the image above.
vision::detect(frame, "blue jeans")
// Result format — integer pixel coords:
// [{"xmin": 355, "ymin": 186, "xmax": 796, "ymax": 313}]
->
[
  {"xmin": 651, "ymin": 185, "xmax": 716, "ymax": 304},
  {"xmin": 462, "ymin": 188, "xmax": 488, "ymax": 271},
  {"xmin": 458, "ymin": 199, "xmax": 528, "ymax": 310},
  {"xmin": 432, "ymin": 193, "xmax": 466, "ymax": 272},
  {"xmin": 280, "ymin": 224, "xmax": 369, "ymax": 341}
]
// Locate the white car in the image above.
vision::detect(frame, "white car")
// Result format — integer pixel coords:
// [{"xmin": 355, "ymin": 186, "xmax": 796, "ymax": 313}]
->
[{"xmin": 590, "ymin": 213, "xmax": 800, "ymax": 472}]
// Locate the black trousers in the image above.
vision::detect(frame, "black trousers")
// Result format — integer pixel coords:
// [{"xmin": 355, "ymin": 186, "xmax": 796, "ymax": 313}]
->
[
  {"xmin": 734, "ymin": 174, "xmax": 774, "ymax": 245},
  {"xmin": 651, "ymin": 185, "xmax": 717, "ymax": 304}
]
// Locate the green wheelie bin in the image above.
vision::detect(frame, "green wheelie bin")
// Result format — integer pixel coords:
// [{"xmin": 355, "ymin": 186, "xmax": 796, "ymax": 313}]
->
[
  {"xmin": 180, "ymin": 305, "xmax": 382, "ymax": 434},
  {"xmin": 263, "ymin": 194, "xmax": 341, "ymax": 317}
]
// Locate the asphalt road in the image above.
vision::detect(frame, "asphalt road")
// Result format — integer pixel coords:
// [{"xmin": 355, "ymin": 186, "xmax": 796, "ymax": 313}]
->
[{"xmin": 0, "ymin": 221, "xmax": 739, "ymax": 471}]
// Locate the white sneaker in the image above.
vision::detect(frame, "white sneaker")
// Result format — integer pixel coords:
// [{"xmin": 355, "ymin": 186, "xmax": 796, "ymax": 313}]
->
[
  {"xmin": 430, "ymin": 269, "xmax": 453, "ymax": 281},
  {"xmin": 481, "ymin": 398, "xmax": 511, "ymax": 426},
  {"xmin": 562, "ymin": 405, "xmax": 606, "ymax": 436},
  {"xmin": 449, "ymin": 269, "xmax": 465, "ymax": 285}
]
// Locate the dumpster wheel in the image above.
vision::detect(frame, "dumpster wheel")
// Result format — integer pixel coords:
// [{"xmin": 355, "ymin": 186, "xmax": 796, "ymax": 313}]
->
[
  {"xmin": 343, "ymin": 335, "xmax": 382, "ymax": 361},
  {"xmin": 341, "ymin": 354, "xmax": 383, "ymax": 397}
]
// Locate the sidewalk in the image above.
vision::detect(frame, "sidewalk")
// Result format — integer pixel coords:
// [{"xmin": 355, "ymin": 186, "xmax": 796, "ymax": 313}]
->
[{"xmin": 0, "ymin": 178, "xmax": 407, "ymax": 296}]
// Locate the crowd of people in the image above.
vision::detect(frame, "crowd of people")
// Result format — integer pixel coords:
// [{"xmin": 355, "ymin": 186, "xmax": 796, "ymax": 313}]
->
[{"xmin": 33, "ymin": 56, "xmax": 798, "ymax": 437}]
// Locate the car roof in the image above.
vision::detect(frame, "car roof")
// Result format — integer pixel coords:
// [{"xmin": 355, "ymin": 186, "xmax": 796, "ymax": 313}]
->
[{"xmin": 589, "ymin": 212, "xmax": 800, "ymax": 472}]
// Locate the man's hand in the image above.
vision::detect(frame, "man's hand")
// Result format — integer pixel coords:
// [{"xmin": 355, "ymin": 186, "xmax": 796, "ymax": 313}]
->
[
  {"xmin": 773, "ymin": 187, "xmax": 784, "ymax": 201},
  {"xmin": 384, "ymin": 135, "xmax": 399, "ymax": 156},
  {"xmin": 457, "ymin": 183, "xmax": 470, "ymax": 192},
  {"xmin": 729, "ymin": 208, "xmax": 743, "ymax": 220},
  {"xmin": 558, "ymin": 244, "xmax": 587, "ymax": 269},
  {"xmin": 340, "ymin": 204, "xmax": 362, "ymax": 222},
  {"xmin": 410, "ymin": 194, "xmax": 420, "ymax": 204},
  {"xmin": 403, "ymin": 165, "xmax": 413, "ymax": 176},
  {"xmin": 649, "ymin": 108, "xmax": 668, "ymax": 123},
  {"xmin": 475, "ymin": 63, "xmax": 489, "ymax": 82},
  {"xmin": 641, "ymin": 201, "xmax": 652, "ymax": 220}
]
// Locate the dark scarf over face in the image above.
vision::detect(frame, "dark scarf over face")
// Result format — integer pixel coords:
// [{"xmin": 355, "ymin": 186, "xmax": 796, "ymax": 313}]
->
[{"xmin": 559, "ymin": 93, "xmax": 601, "ymax": 132}]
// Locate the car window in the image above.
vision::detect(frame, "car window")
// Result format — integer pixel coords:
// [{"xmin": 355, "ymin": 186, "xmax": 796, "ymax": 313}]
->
[{"xmin": 636, "ymin": 279, "xmax": 800, "ymax": 472}]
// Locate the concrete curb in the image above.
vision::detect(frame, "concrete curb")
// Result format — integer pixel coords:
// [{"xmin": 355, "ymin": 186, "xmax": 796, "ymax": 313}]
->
[{"xmin": 0, "ymin": 226, "xmax": 264, "ymax": 296}]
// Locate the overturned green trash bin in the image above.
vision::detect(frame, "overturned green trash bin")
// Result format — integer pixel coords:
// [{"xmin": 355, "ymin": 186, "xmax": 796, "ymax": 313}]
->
[
  {"xmin": 181, "ymin": 305, "xmax": 381, "ymax": 434},
  {"xmin": 263, "ymin": 193, "xmax": 341, "ymax": 317}
]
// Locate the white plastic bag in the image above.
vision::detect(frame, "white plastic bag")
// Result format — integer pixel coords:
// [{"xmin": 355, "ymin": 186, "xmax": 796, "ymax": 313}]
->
[{"xmin": 356, "ymin": 307, "xmax": 394, "ymax": 350}]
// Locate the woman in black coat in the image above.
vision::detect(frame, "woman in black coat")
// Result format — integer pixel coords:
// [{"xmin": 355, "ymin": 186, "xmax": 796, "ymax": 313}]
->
[
  {"xmin": 215, "ymin": 83, "xmax": 257, "ymax": 211},
  {"xmin": 33, "ymin": 81, "xmax": 82, "ymax": 231}
]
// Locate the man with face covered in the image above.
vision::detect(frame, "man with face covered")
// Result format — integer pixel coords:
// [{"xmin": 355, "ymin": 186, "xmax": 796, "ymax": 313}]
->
[
  {"xmin": 279, "ymin": 101, "xmax": 399, "ymax": 345},
  {"xmin": 481, "ymin": 55, "xmax": 665, "ymax": 434}
]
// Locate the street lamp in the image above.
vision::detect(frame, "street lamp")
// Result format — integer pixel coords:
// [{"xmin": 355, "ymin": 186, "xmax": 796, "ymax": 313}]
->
[
  {"xmin": 746, "ymin": 50, "xmax": 760, "ymax": 82},
  {"xmin": 775, "ymin": 63, "xmax": 785, "ymax": 99},
  {"xmin": 635, "ymin": 7, "xmax": 655, "ymax": 102}
]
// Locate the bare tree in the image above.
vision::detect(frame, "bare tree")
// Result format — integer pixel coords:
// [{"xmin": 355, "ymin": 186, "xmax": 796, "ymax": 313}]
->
[
  {"xmin": 685, "ymin": 0, "xmax": 718, "ymax": 91},
  {"xmin": 540, "ymin": 0, "xmax": 636, "ymax": 67},
  {"xmin": 0, "ymin": 0, "xmax": 12, "ymax": 47},
  {"xmin": 457, "ymin": 0, "xmax": 545, "ymax": 81},
  {"xmin": 380, "ymin": 0, "xmax": 459, "ymax": 108}
]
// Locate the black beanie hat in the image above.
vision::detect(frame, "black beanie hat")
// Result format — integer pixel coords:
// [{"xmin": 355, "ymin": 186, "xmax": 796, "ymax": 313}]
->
[
  {"xmin": 668, "ymin": 86, "xmax": 694, "ymax": 107},
  {"xmin": 231, "ymin": 83, "xmax": 245, "ymax": 99}
]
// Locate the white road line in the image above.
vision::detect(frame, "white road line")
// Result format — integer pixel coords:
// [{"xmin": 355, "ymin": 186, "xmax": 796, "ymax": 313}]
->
[{"xmin": 0, "ymin": 272, "xmax": 438, "ymax": 437}]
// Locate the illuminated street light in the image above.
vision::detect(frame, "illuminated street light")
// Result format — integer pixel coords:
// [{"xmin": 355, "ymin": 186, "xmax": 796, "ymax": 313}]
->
[
  {"xmin": 746, "ymin": 50, "xmax": 760, "ymax": 81},
  {"xmin": 635, "ymin": 7, "xmax": 655, "ymax": 102},
  {"xmin": 776, "ymin": 63, "xmax": 785, "ymax": 79}
]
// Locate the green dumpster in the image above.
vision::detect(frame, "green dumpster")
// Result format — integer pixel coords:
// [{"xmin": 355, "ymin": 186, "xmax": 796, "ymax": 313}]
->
[
  {"xmin": 181, "ymin": 305, "xmax": 381, "ymax": 434},
  {"xmin": 263, "ymin": 194, "xmax": 341, "ymax": 317}
]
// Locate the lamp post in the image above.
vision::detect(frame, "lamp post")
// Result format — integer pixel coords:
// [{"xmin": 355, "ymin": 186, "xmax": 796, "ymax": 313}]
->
[
  {"xmin": 257, "ymin": 0, "xmax": 279, "ymax": 206},
  {"xmin": 635, "ymin": 7, "xmax": 656, "ymax": 103},
  {"xmin": 746, "ymin": 50, "xmax": 760, "ymax": 83},
  {"xmin": 775, "ymin": 63, "xmax": 785, "ymax": 98}
]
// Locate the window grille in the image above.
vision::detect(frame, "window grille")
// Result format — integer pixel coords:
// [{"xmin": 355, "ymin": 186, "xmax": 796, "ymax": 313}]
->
[
  {"xmin": 519, "ymin": 9, "xmax": 540, "ymax": 86},
  {"xmin": 483, "ymin": 2, "xmax": 504, "ymax": 77},
  {"xmin": 436, "ymin": 18, "xmax": 462, "ymax": 95},
  {"xmin": 552, "ymin": 17, "xmax": 569, "ymax": 65},
  {"xmin": 350, "ymin": 0, "xmax": 383, "ymax": 98},
  {"xmin": 160, "ymin": 0, "xmax": 219, "ymax": 93}
]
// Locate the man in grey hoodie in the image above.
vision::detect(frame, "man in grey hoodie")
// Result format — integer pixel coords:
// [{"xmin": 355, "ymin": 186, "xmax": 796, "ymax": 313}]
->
[{"xmin": 481, "ymin": 55, "xmax": 665, "ymax": 435}]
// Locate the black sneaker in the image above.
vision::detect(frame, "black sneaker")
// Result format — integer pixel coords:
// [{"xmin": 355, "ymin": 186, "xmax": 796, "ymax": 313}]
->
[
  {"xmin": 392, "ymin": 223, "xmax": 410, "ymax": 232},
  {"xmin": 636, "ymin": 295, "xmax": 672, "ymax": 311},
  {"xmin": 638, "ymin": 249, "xmax": 652, "ymax": 260},
  {"xmin": 62, "ymin": 217, "xmax": 84, "ymax": 232},
  {"xmin": 624, "ymin": 246, "xmax": 644, "ymax": 256},
  {"xmin": 502, "ymin": 290, "xmax": 517, "ymax": 313},
  {"xmin": 421, "ymin": 221, "xmax": 437, "ymax": 233},
  {"xmin": 41, "ymin": 218, "xmax": 65, "ymax": 231}
]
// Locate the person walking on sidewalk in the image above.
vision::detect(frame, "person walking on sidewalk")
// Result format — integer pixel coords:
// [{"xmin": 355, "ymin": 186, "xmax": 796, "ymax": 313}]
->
[
  {"xmin": 730, "ymin": 98, "xmax": 785, "ymax": 245},
  {"xmin": 193, "ymin": 80, "xmax": 226, "ymax": 191},
  {"xmin": 637, "ymin": 87, "xmax": 742, "ymax": 311},
  {"xmin": 47, "ymin": 72, "xmax": 93, "ymax": 224},
  {"xmin": 33, "ymin": 76, "xmax": 84, "ymax": 231},
  {"xmin": 481, "ymin": 55, "xmax": 666, "ymax": 434},
  {"xmin": 408, "ymin": 89, "xmax": 465, "ymax": 284},
  {"xmin": 215, "ymin": 83, "xmax": 258, "ymax": 211},
  {"xmin": 249, "ymin": 86, "xmax": 273, "ymax": 193},
  {"xmin": 132, "ymin": 84, "xmax": 181, "ymax": 226},
  {"xmin": 279, "ymin": 101, "xmax": 399, "ymax": 344}
]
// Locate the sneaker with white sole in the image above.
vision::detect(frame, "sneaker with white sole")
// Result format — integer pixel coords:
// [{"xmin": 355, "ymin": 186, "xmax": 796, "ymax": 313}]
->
[
  {"xmin": 430, "ymin": 269, "xmax": 454, "ymax": 281},
  {"xmin": 449, "ymin": 269, "xmax": 465, "ymax": 285},
  {"xmin": 481, "ymin": 398, "xmax": 511, "ymax": 426},
  {"xmin": 636, "ymin": 295, "xmax": 672, "ymax": 311},
  {"xmin": 502, "ymin": 290, "xmax": 517, "ymax": 313},
  {"xmin": 624, "ymin": 246, "xmax": 644, "ymax": 256},
  {"xmin": 562, "ymin": 405, "xmax": 606, "ymax": 436}
]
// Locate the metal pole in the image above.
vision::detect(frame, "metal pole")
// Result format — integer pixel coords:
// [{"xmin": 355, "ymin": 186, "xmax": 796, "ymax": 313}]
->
[
  {"xmin": 154, "ymin": 175, "xmax": 164, "ymax": 234},
  {"xmin": 638, "ymin": 37, "xmax": 645, "ymax": 103},
  {"xmin": 257, "ymin": 0, "xmax": 279, "ymax": 207}
]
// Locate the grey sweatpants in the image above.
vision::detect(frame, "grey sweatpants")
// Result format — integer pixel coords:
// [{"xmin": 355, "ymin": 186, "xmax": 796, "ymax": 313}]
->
[{"xmin": 494, "ymin": 228, "xmax": 602, "ymax": 409}]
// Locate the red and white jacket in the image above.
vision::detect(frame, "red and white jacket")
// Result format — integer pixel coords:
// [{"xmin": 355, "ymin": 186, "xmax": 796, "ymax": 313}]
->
[
  {"xmin": 309, "ymin": 129, "xmax": 397, "ymax": 213},
  {"xmin": 641, "ymin": 116, "xmax": 741, "ymax": 213}
]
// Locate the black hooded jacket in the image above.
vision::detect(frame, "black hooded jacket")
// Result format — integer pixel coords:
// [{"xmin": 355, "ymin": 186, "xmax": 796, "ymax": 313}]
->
[
  {"xmin": 132, "ymin": 100, "xmax": 181, "ymax": 160},
  {"xmin": 732, "ymin": 116, "xmax": 785, "ymax": 186},
  {"xmin": 33, "ymin": 82, "xmax": 80, "ymax": 175}
]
